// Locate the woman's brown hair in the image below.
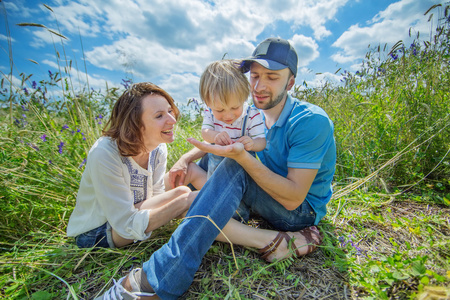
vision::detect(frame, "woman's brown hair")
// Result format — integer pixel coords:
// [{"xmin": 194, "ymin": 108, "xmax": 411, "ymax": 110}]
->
[{"xmin": 103, "ymin": 82, "xmax": 180, "ymax": 156}]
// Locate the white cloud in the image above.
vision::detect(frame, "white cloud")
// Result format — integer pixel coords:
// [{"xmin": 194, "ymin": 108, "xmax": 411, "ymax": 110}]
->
[
  {"xmin": 37, "ymin": 0, "xmax": 351, "ymax": 79},
  {"xmin": 9, "ymin": 0, "xmax": 443, "ymax": 96},
  {"xmin": 0, "ymin": 34, "xmax": 15, "ymax": 42},
  {"xmin": 307, "ymin": 72, "xmax": 342, "ymax": 87},
  {"xmin": 42, "ymin": 59, "xmax": 59, "ymax": 70},
  {"xmin": 41, "ymin": 59, "xmax": 114, "ymax": 92},
  {"xmin": 287, "ymin": 0, "xmax": 349, "ymax": 40},
  {"xmin": 46, "ymin": 0, "xmax": 104, "ymax": 37},
  {"xmin": 290, "ymin": 34, "xmax": 320, "ymax": 67},
  {"xmin": 331, "ymin": 0, "xmax": 436, "ymax": 64},
  {"xmin": 158, "ymin": 73, "xmax": 201, "ymax": 105},
  {"xmin": 4, "ymin": 0, "xmax": 36, "ymax": 18},
  {"xmin": 29, "ymin": 29, "xmax": 58, "ymax": 48}
]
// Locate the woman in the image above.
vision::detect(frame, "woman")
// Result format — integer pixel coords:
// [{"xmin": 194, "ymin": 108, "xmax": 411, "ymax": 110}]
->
[{"xmin": 67, "ymin": 82, "xmax": 198, "ymax": 248}]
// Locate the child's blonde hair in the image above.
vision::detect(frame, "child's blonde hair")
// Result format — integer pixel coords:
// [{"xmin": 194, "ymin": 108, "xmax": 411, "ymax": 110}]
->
[{"xmin": 199, "ymin": 59, "xmax": 250, "ymax": 108}]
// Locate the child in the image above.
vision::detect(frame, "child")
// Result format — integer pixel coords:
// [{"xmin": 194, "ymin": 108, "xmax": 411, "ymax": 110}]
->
[{"xmin": 199, "ymin": 59, "xmax": 266, "ymax": 179}]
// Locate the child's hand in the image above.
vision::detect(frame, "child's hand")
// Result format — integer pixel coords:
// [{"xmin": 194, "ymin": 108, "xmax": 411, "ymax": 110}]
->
[
  {"xmin": 237, "ymin": 136, "xmax": 253, "ymax": 151},
  {"xmin": 214, "ymin": 132, "xmax": 232, "ymax": 146}
]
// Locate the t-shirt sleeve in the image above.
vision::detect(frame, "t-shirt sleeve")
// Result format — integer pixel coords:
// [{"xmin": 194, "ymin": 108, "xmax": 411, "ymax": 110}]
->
[
  {"xmin": 247, "ymin": 106, "xmax": 265, "ymax": 139},
  {"xmin": 201, "ymin": 108, "xmax": 215, "ymax": 130},
  {"xmin": 287, "ymin": 114, "xmax": 334, "ymax": 170},
  {"xmin": 88, "ymin": 146, "xmax": 151, "ymax": 241}
]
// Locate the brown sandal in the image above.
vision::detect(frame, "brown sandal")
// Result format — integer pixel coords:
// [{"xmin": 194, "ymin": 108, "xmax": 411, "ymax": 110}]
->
[{"xmin": 259, "ymin": 226, "xmax": 323, "ymax": 262}]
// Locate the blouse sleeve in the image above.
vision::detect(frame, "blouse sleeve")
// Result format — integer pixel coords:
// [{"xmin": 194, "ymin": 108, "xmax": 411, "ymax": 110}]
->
[
  {"xmin": 151, "ymin": 144, "xmax": 167, "ymax": 196},
  {"xmin": 88, "ymin": 144, "xmax": 151, "ymax": 241}
]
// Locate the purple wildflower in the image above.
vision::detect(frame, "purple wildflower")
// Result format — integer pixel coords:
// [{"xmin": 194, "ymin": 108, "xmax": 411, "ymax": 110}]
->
[
  {"xmin": 32, "ymin": 81, "xmax": 37, "ymax": 89},
  {"xmin": 61, "ymin": 124, "xmax": 69, "ymax": 132},
  {"xmin": 78, "ymin": 158, "xmax": 87, "ymax": 169},
  {"xmin": 27, "ymin": 143, "xmax": 39, "ymax": 151},
  {"xmin": 40, "ymin": 134, "xmax": 47, "ymax": 142},
  {"xmin": 23, "ymin": 88, "xmax": 29, "ymax": 95},
  {"xmin": 58, "ymin": 141, "xmax": 65, "ymax": 154},
  {"xmin": 21, "ymin": 105, "xmax": 29, "ymax": 111},
  {"xmin": 14, "ymin": 118, "xmax": 20, "ymax": 126},
  {"xmin": 95, "ymin": 114, "xmax": 103, "ymax": 124},
  {"xmin": 121, "ymin": 78, "xmax": 133, "ymax": 89}
]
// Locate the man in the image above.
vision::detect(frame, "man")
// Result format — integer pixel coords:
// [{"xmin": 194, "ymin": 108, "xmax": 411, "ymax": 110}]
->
[{"xmin": 96, "ymin": 37, "xmax": 336, "ymax": 300}]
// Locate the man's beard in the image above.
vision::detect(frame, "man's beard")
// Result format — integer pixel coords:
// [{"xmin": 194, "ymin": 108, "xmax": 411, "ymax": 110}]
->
[{"xmin": 254, "ymin": 82, "xmax": 289, "ymax": 110}]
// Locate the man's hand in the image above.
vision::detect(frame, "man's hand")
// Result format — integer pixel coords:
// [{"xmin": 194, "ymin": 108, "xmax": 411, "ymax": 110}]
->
[
  {"xmin": 187, "ymin": 138, "xmax": 246, "ymax": 160},
  {"xmin": 214, "ymin": 131, "xmax": 233, "ymax": 146}
]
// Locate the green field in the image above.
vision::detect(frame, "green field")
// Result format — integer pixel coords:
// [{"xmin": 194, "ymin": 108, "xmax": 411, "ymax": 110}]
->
[{"xmin": 1, "ymin": 4, "xmax": 449, "ymax": 300}]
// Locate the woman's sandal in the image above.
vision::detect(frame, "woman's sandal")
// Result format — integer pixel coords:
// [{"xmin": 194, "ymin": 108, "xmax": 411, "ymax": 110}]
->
[{"xmin": 259, "ymin": 226, "xmax": 323, "ymax": 262}]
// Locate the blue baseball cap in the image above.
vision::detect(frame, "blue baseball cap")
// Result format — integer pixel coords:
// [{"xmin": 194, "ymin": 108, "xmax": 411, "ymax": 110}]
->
[{"xmin": 241, "ymin": 37, "xmax": 298, "ymax": 77}]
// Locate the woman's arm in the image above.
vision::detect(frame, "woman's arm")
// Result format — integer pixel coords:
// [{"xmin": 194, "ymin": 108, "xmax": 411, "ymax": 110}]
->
[{"xmin": 167, "ymin": 147, "xmax": 206, "ymax": 188}]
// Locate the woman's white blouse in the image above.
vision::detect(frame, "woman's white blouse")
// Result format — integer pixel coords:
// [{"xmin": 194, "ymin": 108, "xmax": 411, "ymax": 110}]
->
[{"xmin": 66, "ymin": 137, "xmax": 167, "ymax": 241}]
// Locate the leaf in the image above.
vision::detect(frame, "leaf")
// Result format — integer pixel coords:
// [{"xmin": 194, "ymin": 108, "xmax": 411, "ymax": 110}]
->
[
  {"xmin": 420, "ymin": 276, "xmax": 430, "ymax": 285},
  {"xmin": 412, "ymin": 261, "xmax": 427, "ymax": 275},
  {"xmin": 392, "ymin": 271, "xmax": 409, "ymax": 280},
  {"xmin": 31, "ymin": 291, "xmax": 53, "ymax": 300}
]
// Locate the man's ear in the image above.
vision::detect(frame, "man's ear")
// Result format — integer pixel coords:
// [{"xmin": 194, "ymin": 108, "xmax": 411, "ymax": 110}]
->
[{"xmin": 286, "ymin": 75, "xmax": 295, "ymax": 91}]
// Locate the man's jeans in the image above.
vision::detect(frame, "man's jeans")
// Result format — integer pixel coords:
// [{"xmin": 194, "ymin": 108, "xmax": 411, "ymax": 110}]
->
[{"xmin": 143, "ymin": 156, "xmax": 315, "ymax": 299}]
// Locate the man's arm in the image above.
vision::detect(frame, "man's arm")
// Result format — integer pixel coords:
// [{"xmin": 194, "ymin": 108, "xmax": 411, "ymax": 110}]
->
[{"xmin": 187, "ymin": 138, "xmax": 316, "ymax": 210}]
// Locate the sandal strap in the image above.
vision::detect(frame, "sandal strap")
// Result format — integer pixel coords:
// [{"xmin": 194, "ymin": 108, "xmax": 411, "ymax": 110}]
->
[
  {"xmin": 295, "ymin": 226, "xmax": 323, "ymax": 255},
  {"xmin": 259, "ymin": 232, "xmax": 290, "ymax": 260},
  {"xmin": 259, "ymin": 227, "xmax": 323, "ymax": 262},
  {"xmin": 298, "ymin": 228, "xmax": 314, "ymax": 254}
]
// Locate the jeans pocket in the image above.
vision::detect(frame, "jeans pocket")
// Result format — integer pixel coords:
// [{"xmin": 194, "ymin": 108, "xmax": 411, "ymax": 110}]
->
[
  {"xmin": 75, "ymin": 223, "xmax": 109, "ymax": 248},
  {"xmin": 75, "ymin": 232, "xmax": 97, "ymax": 248}
]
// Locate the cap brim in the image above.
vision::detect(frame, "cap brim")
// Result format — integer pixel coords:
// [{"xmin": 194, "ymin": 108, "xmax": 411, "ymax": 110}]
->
[{"xmin": 241, "ymin": 58, "xmax": 288, "ymax": 73}]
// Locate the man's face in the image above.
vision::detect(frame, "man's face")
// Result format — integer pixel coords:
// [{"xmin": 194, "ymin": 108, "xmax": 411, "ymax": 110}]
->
[{"xmin": 249, "ymin": 62, "xmax": 294, "ymax": 111}]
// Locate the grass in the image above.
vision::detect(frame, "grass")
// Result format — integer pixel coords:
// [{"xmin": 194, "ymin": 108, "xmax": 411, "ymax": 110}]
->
[{"xmin": 1, "ymin": 3, "xmax": 450, "ymax": 300}]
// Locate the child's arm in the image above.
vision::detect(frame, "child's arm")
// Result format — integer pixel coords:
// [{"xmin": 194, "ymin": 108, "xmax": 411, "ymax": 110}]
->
[
  {"xmin": 237, "ymin": 136, "xmax": 266, "ymax": 152},
  {"xmin": 201, "ymin": 128, "xmax": 218, "ymax": 144},
  {"xmin": 201, "ymin": 129, "xmax": 233, "ymax": 146},
  {"xmin": 252, "ymin": 137, "xmax": 266, "ymax": 151}
]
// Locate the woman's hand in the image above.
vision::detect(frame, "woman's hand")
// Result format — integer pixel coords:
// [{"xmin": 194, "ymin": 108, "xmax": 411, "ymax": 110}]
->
[{"xmin": 168, "ymin": 156, "xmax": 189, "ymax": 189}]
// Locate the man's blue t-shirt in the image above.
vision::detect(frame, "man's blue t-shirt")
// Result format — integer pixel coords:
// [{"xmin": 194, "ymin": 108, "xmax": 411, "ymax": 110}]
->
[{"xmin": 257, "ymin": 95, "xmax": 336, "ymax": 225}]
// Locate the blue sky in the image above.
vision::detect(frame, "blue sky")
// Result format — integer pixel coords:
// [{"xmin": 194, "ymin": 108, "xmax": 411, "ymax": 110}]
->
[{"xmin": 0, "ymin": 0, "xmax": 446, "ymax": 106}]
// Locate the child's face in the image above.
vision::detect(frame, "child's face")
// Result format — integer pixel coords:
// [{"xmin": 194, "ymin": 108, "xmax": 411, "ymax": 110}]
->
[{"xmin": 209, "ymin": 97, "xmax": 244, "ymax": 125}]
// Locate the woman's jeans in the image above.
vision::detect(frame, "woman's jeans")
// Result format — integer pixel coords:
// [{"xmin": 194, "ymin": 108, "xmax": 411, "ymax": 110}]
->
[{"xmin": 143, "ymin": 156, "xmax": 315, "ymax": 299}]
